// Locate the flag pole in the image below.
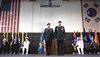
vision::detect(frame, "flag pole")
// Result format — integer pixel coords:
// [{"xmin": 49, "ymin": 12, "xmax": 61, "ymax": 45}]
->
[
  {"xmin": 80, "ymin": 0, "xmax": 84, "ymax": 31},
  {"xmin": 26, "ymin": 30, "xmax": 28, "ymax": 38}
]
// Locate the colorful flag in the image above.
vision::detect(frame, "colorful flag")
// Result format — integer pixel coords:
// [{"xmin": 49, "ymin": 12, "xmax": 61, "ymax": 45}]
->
[
  {"xmin": 83, "ymin": 28, "xmax": 87, "ymax": 42},
  {"xmin": 82, "ymin": 1, "xmax": 100, "ymax": 32},
  {"xmin": 90, "ymin": 29, "xmax": 93, "ymax": 42},
  {"xmin": 88, "ymin": 29, "xmax": 92, "ymax": 43},
  {"xmin": 16, "ymin": 32, "xmax": 19, "ymax": 45},
  {"xmin": 6, "ymin": 32, "xmax": 8, "ymax": 41},
  {"xmin": 90, "ymin": 29, "xmax": 93, "ymax": 36},
  {"xmin": 72, "ymin": 31, "xmax": 76, "ymax": 51},
  {"xmin": 19, "ymin": 33, "xmax": 22, "ymax": 46},
  {"xmin": 2, "ymin": 33, "xmax": 5, "ymax": 40},
  {"xmin": 40, "ymin": 31, "xmax": 44, "ymax": 43},
  {"xmin": 20, "ymin": 32, "xmax": 24, "ymax": 46},
  {"xmin": 80, "ymin": 30, "xmax": 83, "ymax": 40},
  {"xmin": 43, "ymin": 40, "xmax": 46, "ymax": 53},
  {"xmin": 94, "ymin": 29, "xmax": 99, "ymax": 44},
  {"xmin": 0, "ymin": 0, "xmax": 20, "ymax": 33},
  {"xmin": 9, "ymin": 33, "xmax": 13, "ymax": 46},
  {"xmin": 10, "ymin": 33, "xmax": 14, "ymax": 46},
  {"xmin": 76, "ymin": 31, "xmax": 80, "ymax": 40},
  {"xmin": 38, "ymin": 31, "xmax": 44, "ymax": 51}
]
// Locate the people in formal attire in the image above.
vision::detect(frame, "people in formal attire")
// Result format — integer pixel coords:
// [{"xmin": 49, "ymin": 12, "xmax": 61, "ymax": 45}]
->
[
  {"xmin": 22, "ymin": 37, "xmax": 30, "ymax": 54},
  {"xmin": 55, "ymin": 21, "xmax": 65, "ymax": 55},
  {"xmin": 0, "ymin": 38, "xmax": 8, "ymax": 54},
  {"xmin": 76, "ymin": 38, "xmax": 84, "ymax": 54},
  {"xmin": 11, "ymin": 38, "xmax": 20, "ymax": 54},
  {"xmin": 44, "ymin": 23, "xmax": 54, "ymax": 55}
]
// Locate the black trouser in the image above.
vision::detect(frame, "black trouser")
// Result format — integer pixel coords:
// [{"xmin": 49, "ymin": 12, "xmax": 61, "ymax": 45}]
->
[
  {"xmin": 1, "ymin": 46, "xmax": 7, "ymax": 54},
  {"xmin": 7, "ymin": 45, "xmax": 10, "ymax": 54},
  {"xmin": 46, "ymin": 41, "xmax": 52, "ymax": 54},
  {"xmin": 11, "ymin": 46, "xmax": 20, "ymax": 54},
  {"xmin": 57, "ymin": 40, "xmax": 64, "ymax": 54}
]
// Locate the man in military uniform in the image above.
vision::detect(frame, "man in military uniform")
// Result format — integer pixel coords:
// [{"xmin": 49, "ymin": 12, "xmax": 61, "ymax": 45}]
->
[
  {"xmin": 55, "ymin": 21, "xmax": 65, "ymax": 55},
  {"xmin": 1, "ymin": 38, "xmax": 8, "ymax": 54},
  {"xmin": 76, "ymin": 38, "xmax": 84, "ymax": 54},
  {"xmin": 44, "ymin": 23, "xmax": 54, "ymax": 55},
  {"xmin": 22, "ymin": 37, "xmax": 30, "ymax": 54}
]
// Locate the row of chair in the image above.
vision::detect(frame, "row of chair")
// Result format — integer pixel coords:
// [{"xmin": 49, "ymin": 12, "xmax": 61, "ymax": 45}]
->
[{"xmin": 84, "ymin": 42, "xmax": 100, "ymax": 54}]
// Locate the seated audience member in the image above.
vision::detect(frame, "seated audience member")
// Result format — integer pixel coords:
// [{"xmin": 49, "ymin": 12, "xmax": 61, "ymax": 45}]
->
[
  {"xmin": 1, "ymin": 38, "xmax": 8, "ymax": 54},
  {"xmin": 11, "ymin": 38, "xmax": 20, "ymax": 54},
  {"xmin": 76, "ymin": 38, "xmax": 84, "ymax": 54},
  {"xmin": 22, "ymin": 37, "xmax": 30, "ymax": 54}
]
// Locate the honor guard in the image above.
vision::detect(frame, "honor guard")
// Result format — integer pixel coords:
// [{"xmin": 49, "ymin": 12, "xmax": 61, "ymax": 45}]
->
[
  {"xmin": 55, "ymin": 21, "xmax": 65, "ymax": 55},
  {"xmin": 44, "ymin": 23, "xmax": 54, "ymax": 55}
]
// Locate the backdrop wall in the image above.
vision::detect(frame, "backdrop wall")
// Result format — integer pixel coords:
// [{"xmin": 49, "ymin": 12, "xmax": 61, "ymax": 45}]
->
[{"xmin": 19, "ymin": 1, "xmax": 83, "ymax": 32}]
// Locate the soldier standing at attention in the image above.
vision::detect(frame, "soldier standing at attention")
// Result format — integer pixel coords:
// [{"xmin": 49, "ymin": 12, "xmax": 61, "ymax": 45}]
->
[
  {"xmin": 44, "ymin": 23, "xmax": 54, "ymax": 55},
  {"xmin": 55, "ymin": 21, "xmax": 65, "ymax": 55}
]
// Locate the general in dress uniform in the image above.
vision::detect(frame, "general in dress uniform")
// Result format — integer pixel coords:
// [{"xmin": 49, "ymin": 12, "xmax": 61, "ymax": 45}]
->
[
  {"xmin": 55, "ymin": 21, "xmax": 65, "ymax": 55},
  {"xmin": 44, "ymin": 23, "xmax": 54, "ymax": 55}
]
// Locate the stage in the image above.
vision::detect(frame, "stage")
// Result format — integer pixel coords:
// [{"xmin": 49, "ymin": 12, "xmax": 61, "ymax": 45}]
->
[{"xmin": 0, "ymin": 54, "xmax": 100, "ymax": 57}]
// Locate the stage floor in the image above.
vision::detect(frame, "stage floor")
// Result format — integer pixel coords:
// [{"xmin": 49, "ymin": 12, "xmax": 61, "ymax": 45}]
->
[{"xmin": 0, "ymin": 54, "xmax": 100, "ymax": 57}]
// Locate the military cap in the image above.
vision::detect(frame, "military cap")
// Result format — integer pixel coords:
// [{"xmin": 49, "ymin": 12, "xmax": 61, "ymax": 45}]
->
[
  {"xmin": 47, "ymin": 23, "xmax": 50, "ymax": 25},
  {"xmin": 58, "ymin": 21, "xmax": 62, "ymax": 23}
]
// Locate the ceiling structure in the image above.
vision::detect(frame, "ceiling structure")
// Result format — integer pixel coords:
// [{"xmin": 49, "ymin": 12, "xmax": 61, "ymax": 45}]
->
[
  {"xmin": 0, "ymin": 0, "xmax": 99, "ymax": 1},
  {"xmin": 21, "ymin": 0, "xmax": 100, "ymax": 1}
]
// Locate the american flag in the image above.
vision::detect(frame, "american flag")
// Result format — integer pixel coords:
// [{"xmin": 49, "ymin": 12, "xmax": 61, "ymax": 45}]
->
[{"xmin": 0, "ymin": 0, "xmax": 20, "ymax": 33}]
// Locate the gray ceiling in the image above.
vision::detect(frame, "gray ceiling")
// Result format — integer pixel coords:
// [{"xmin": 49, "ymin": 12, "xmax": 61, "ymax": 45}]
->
[
  {"xmin": 0, "ymin": 0, "xmax": 99, "ymax": 1},
  {"xmin": 21, "ymin": 0, "xmax": 99, "ymax": 1}
]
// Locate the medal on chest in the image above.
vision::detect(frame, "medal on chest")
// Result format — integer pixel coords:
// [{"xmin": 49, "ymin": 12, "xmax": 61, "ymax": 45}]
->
[
  {"xmin": 61, "ymin": 28, "xmax": 63, "ymax": 30},
  {"xmin": 50, "ymin": 29, "xmax": 52, "ymax": 33}
]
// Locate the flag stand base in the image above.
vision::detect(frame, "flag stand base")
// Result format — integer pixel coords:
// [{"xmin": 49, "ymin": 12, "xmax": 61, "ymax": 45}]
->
[{"xmin": 38, "ymin": 50, "xmax": 44, "ymax": 54}]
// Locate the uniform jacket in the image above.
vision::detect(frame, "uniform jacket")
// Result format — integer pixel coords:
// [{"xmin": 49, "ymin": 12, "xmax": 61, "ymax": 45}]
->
[
  {"xmin": 44, "ymin": 28, "xmax": 54, "ymax": 41},
  {"xmin": 76, "ymin": 40, "xmax": 84, "ymax": 48},
  {"xmin": 23, "ymin": 41, "xmax": 30, "ymax": 48},
  {"xmin": 55, "ymin": 26, "xmax": 65, "ymax": 40},
  {"xmin": 1, "ymin": 41, "xmax": 8, "ymax": 48}
]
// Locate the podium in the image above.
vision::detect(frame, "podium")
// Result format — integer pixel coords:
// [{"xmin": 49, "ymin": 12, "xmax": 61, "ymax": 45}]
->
[{"xmin": 51, "ymin": 40, "xmax": 57, "ymax": 54}]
